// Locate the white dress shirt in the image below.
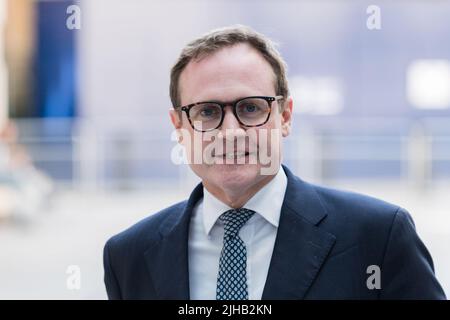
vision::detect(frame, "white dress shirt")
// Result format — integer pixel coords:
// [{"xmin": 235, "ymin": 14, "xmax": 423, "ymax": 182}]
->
[{"xmin": 188, "ymin": 166, "xmax": 288, "ymax": 300}]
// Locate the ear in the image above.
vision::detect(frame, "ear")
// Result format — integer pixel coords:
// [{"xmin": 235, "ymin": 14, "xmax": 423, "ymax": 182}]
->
[
  {"xmin": 169, "ymin": 109, "xmax": 184, "ymax": 143},
  {"xmin": 280, "ymin": 96, "xmax": 293, "ymax": 137},
  {"xmin": 169, "ymin": 109, "xmax": 182, "ymax": 129}
]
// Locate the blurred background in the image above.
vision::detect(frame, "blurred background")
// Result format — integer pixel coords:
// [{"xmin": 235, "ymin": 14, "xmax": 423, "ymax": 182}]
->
[{"xmin": 0, "ymin": 0, "xmax": 449, "ymax": 299}]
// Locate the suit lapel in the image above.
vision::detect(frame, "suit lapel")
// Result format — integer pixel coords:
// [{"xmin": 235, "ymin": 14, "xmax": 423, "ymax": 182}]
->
[
  {"xmin": 262, "ymin": 166, "xmax": 336, "ymax": 299},
  {"xmin": 143, "ymin": 183, "xmax": 203, "ymax": 299}
]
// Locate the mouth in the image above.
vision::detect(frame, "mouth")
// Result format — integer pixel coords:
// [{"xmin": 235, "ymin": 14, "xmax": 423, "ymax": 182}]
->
[{"xmin": 215, "ymin": 151, "xmax": 251, "ymax": 159}]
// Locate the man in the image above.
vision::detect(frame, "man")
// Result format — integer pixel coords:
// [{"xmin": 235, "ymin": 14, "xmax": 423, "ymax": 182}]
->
[{"xmin": 103, "ymin": 25, "xmax": 446, "ymax": 300}]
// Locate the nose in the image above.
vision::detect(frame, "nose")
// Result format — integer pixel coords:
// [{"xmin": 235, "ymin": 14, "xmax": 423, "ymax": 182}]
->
[{"xmin": 217, "ymin": 106, "xmax": 246, "ymax": 140}]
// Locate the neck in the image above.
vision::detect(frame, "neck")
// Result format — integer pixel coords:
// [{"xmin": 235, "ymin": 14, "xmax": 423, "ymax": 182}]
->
[{"xmin": 203, "ymin": 173, "xmax": 276, "ymax": 209}]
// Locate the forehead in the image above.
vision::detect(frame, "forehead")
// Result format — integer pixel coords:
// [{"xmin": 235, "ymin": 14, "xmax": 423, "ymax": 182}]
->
[{"xmin": 179, "ymin": 43, "xmax": 276, "ymax": 105}]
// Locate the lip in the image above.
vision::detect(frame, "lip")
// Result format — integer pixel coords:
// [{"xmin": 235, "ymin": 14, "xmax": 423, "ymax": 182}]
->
[
  {"xmin": 214, "ymin": 151, "xmax": 250, "ymax": 158},
  {"xmin": 212, "ymin": 147, "xmax": 258, "ymax": 157}
]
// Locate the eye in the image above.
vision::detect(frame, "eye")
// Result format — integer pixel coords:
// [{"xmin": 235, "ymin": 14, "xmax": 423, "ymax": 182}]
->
[
  {"xmin": 192, "ymin": 104, "xmax": 220, "ymax": 119},
  {"xmin": 244, "ymin": 104, "xmax": 257, "ymax": 112},
  {"xmin": 240, "ymin": 103, "xmax": 260, "ymax": 113},
  {"xmin": 200, "ymin": 106, "xmax": 218, "ymax": 117}
]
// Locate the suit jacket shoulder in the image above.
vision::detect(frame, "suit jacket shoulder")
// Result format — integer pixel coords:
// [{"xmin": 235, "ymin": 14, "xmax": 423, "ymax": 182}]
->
[
  {"xmin": 103, "ymin": 199, "xmax": 190, "ymax": 299},
  {"xmin": 106, "ymin": 200, "xmax": 188, "ymax": 253},
  {"xmin": 302, "ymin": 182, "xmax": 445, "ymax": 299},
  {"xmin": 312, "ymin": 183, "xmax": 402, "ymax": 249}
]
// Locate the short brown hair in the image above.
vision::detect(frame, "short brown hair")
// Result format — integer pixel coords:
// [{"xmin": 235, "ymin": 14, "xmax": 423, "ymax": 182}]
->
[{"xmin": 169, "ymin": 25, "xmax": 289, "ymax": 108}]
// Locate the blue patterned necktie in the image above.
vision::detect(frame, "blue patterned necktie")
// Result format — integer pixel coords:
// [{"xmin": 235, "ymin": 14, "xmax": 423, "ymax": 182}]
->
[{"xmin": 216, "ymin": 208, "xmax": 255, "ymax": 300}]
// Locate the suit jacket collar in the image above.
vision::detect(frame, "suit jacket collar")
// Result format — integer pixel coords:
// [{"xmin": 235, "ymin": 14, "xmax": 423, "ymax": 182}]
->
[{"xmin": 144, "ymin": 165, "xmax": 336, "ymax": 299}]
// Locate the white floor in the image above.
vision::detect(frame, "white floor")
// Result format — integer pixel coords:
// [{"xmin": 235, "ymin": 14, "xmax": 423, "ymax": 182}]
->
[{"xmin": 0, "ymin": 181, "xmax": 448, "ymax": 299}]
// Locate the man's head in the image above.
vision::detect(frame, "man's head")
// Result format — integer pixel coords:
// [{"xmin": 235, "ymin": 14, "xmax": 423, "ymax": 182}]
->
[{"xmin": 169, "ymin": 25, "xmax": 293, "ymax": 206}]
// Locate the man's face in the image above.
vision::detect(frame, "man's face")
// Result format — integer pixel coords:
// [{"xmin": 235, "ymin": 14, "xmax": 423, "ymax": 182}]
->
[{"xmin": 170, "ymin": 43, "xmax": 293, "ymax": 195}]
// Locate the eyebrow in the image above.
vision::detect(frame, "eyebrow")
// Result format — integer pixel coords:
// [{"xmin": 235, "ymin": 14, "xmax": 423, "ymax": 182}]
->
[
  {"xmin": 192, "ymin": 96, "xmax": 259, "ymax": 104},
  {"xmin": 197, "ymin": 96, "xmax": 242, "ymax": 102}
]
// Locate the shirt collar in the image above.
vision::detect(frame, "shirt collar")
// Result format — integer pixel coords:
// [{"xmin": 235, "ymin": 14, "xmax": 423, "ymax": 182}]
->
[{"xmin": 202, "ymin": 166, "xmax": 288, "ymax": 236}]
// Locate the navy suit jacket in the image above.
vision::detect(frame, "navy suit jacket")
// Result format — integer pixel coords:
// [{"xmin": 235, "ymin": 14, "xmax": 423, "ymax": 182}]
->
[{"xmin": 103, "ymin": 165, "xmax": 446, "ymax": 299}]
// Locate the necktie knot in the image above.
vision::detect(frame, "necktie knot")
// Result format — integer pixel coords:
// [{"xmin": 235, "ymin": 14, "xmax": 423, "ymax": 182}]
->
[{"xmin": 219, "ymin": 208, "xmax": 255, "ymax": 238}]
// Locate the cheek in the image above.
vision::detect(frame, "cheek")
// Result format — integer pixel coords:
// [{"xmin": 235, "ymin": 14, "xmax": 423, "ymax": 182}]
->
[
  {"xmin": 255, "ymin": 122, "xmax": 283, "ymax": 158},
  {"xmin": 255, "ymin": 114, "xmax": 282, "ymax": 142},
  {"xmin": 184, "ymin": 130, "xmax": 217, "ymax": 165},
  {"xmin": 179, "ymin": 125, "xmax": 198, "ymax": 162},
  {"xmin": 269, "ymin": 110, "xmax": 283, "ymax": 127}
]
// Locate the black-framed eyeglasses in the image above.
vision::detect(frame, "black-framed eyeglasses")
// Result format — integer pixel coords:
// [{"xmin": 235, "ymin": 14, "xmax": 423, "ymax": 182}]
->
[{"xmin": 175, "ymin": 95, "xmax": 284, "ymax": 132}]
